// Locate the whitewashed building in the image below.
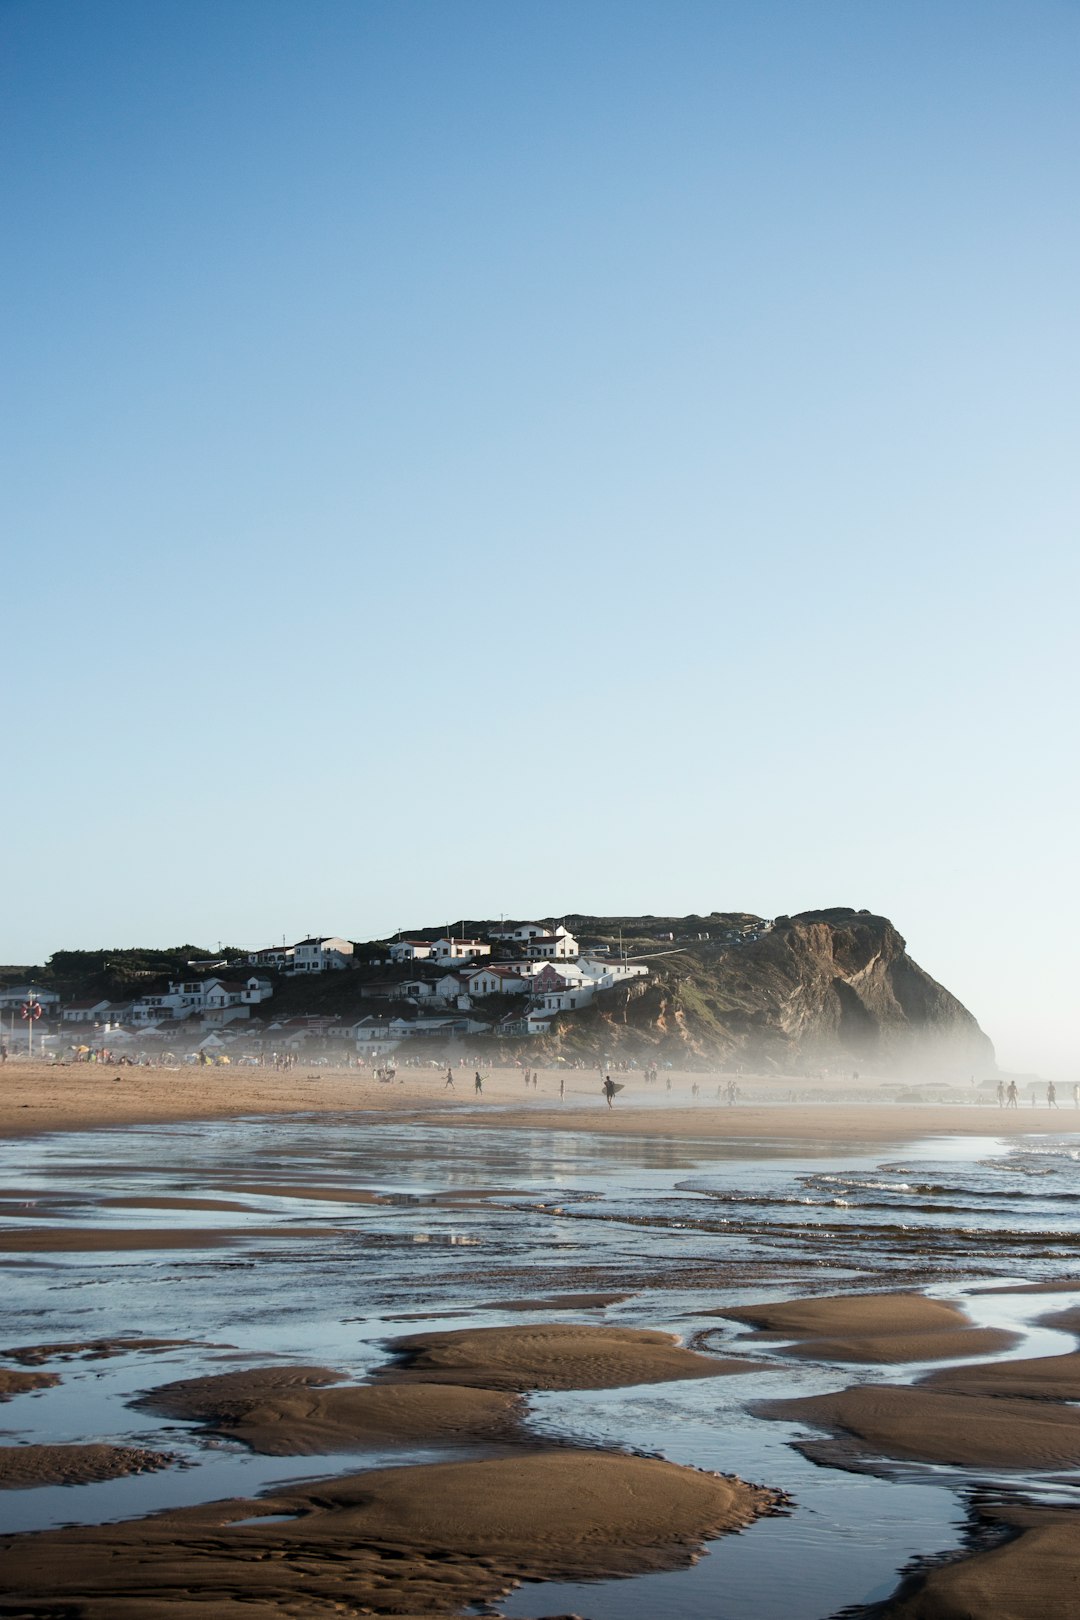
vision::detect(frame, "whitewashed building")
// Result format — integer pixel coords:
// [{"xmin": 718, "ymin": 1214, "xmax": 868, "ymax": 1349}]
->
[
  {"xmin": 61, "ymin": 999, "xmax": 114, "ymax": 1024},
  {"xmin": 490, "ymin": 923, "xmax": 553, "ymax": 943},
  {"xmin": 388, "ymin": 940, "xmax": 434, "ymax": 963},
  {"xmin": 462, "ymin": 965, "xmax": 530, "ymax": 997},
  {"xmin": 291, "ymin": 937, "xmax": 354, "ymax": 973},
  {"xmin": 247, "ymin": 945, "xmax": 295, "ymax": 970},
  {"xmin": 524, "ymin": 927, "xmax": 579, "ymax": 960},
  {"xmin": 431, "ymin": 938, "xmax": 491, "ymax": 964}
]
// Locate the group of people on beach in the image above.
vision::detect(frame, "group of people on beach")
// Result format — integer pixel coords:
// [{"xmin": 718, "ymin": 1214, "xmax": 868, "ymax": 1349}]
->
[{"xmin": 996, "ymin": 1079, "xmax": 1076, "ymax": 1108}]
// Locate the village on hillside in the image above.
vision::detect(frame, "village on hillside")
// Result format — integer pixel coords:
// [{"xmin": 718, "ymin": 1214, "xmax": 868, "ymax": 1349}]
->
[{"xmin": 0, "ymin": 922, "xmax": 661, "ymax": 1063}]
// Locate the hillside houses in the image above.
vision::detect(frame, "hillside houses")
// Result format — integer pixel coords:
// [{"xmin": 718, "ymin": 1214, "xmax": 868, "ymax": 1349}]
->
[
  {"xmin": 130, "ymin": 976, "xmax": 273, "ymax": 1027},
  {"xmin": 11, "ymin": 913, "xmax": 650, "ymax": 1059},
  {"xmin": 247, "ymin": 937, "xmax": 353, "ymax": 973}
]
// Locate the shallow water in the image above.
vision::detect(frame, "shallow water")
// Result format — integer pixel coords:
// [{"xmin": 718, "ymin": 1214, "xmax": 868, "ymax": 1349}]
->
[{"xmin": 1, "ymin": 1112, "xmax": 1079, "ymax": 1617}]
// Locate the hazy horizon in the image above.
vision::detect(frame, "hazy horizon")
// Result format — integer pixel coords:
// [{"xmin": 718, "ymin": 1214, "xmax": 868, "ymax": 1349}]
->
[{"xmin": 3, "ymin": 2, "xmax": 1077, "ymax": 1082}]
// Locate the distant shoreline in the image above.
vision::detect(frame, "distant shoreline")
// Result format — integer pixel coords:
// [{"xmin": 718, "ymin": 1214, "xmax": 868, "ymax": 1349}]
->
[{"xmin": 0, "ymin": 1060, "xmax": 1073, "ymax": 1144}]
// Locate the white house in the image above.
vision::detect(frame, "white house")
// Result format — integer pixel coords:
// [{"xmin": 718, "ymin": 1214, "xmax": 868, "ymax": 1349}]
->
[
  {"xmin": 247, "ymin": 945, "xmax": 295, "ymax": 970},
  {"xmin": 135, "ymin": 987, "xmax": 184, "ymax": 1023},
  {"xmin": 400, "ymin": 978, "xmax": 440, "ymax": 1002},
  {"xmin": 202, "ymin": 1002, "xmax": 251, "ymax": 1028},
  {"xmin": 290, "ymin": 937, "xmax": 354, "ymax": 973},
  {"xmin": 130, "ymin": 974, "xmax": 274, "ymax": 1026},
  {"xmin": 246, "ymin": 937, "xmax": 353, "ymax": 974},
  {"xmin": 432, "ymin": 971, "xmax": 472, "ymax": 1006},
  {"xmin": 537, "ymin": 985, "xmax": 596, "ymax": 1013},
  {"xmin": 0, "ymin": 986, "xmax": 61, "ymax": 1016},
  {"xmin": 577, "ymin": 958, "xmax": 649, "ymax": 988},
  {"xmin": 462, "ymin": 965, "xmax": 529, "ymax": 997},
  {"xmin": 490, "ymin": 923, "xmax": 553, "ymax": 943},
  {"xmin": 202, "ymin": 979, "xmax": 248, "ymax": 1011},
  {"xmin": 388, "ymin": 939, "xmax": 434, "ymax": 963},
  {"xmin": 528, "ymin": 963, "xmax": 588, "ymax": 995},
  {"xmin": 242, "ymin": 976, "xmax": 274, "ymax": 1004},
  {"xmin": 430, "ymin": 938, "xmax": 491, "ymax": 964},
  {"xmin": 61, "ymin": 999, "xmax": 113, "ymax": 1024},
  {"xmin": 524, "ymin": 928, "xmax": 579, "ymax": 960},
  {"xmin": 498, "ymin": 1007, "xmax": 560, "ymax": 1037}
]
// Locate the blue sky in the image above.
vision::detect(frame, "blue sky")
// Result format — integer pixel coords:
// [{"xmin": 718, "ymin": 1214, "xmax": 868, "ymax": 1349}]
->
[{"xmin": 2, "ymin": 1, "xmax": 1077, "ymax": 1074}]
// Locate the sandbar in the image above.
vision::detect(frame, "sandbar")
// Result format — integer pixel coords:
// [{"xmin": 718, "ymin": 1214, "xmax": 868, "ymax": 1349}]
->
[
  {"xmin": 717, "ymin": 1291, "xmax": 1017, "ymax": 1362},
  {"xmin": 135, "ymin": 1363, "xmax": 523, "ymax": 1453},
  {"xmin": 379, "ymin": 1322, "xmax": 756, "ymax": 1390},
  {"xmin": 763, "ymin": 1383, "xmax": 1080, "ymax": 1469},
  {"xmin": 873, "ymin": 1501, "xmax": 1080, "ymax": 1620},
  {"xmin": 3, "ymin": 1338, "xmax": 198, "ymax": 1366},
  {"xmin": 0, "ymin": 1225, "xmax": 337, "ymax": 1253},
  {"xmin": 0, "ymin": 1444, "xmax": 173, "ymax": 1490},
  {"xmin": 0, "ymin": 1449, "xmax": 782, "ymax": 1617},
  {"xmin": 924, "ymin": 1350, "xmax": 1080, "ymax": 1402},
  {"xmin": 0, "ymin": 1369, "xmax": 60, "ymax": 1401}
]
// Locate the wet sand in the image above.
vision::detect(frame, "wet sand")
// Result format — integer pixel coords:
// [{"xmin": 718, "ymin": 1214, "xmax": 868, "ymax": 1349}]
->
[
  {"xmin": 0, "ymin": 1369, "xmax": 60, "ymax": 1401},
  {"xmin": 0, "ymin": 1444, "xmax": 174, "ymax": 1490},
  {"xmin": 0, "ymin": 1450, "xmax": 781, "ymax": 1617},
  {"xmin": 925, "ymin": 1350, "xmax": 1080, "ymax": 1401},
  {"xmin": 379, "ymin": 1322, "xmax": 757, "ymax": 1390},
  {"xmin": 3, "ymin": 1070, "xmax": 1080, "ymax": 1618},
  {"xmin": 135, "ymin": 1363, "xmax": 525, "ymax": 1453},
  {"xmin": 762, "ymin": 1383, "xmax": 1080, "ymax": 1470},
  {"xmin": 874, "ymin": 1501, "xmax": 1080, "ymax": 1620},
  {"xmin": 0, "ymin": 1224, "xmax": 339, "ymax": 1252},
  {"xmin": 717, "ymin": 1291, "xmax": 1019, "ymax": 1362},
  {"xmin": 0, "ymin": 1059, "xmax": 1054, "ymax": 1144},
  {"xmin": 3, "ymin": 1339, "xmax": 199, "ymax": 1366}
]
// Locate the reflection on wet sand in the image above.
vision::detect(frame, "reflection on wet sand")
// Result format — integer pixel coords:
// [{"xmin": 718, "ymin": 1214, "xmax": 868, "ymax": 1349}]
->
[{"xmin": 0, "ymin": 1114, "xmax": 1078, "ymax": 1618}]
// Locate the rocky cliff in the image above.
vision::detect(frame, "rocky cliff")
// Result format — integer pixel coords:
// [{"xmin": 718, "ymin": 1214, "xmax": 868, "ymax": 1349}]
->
[{"xmin": 552, "ymin": 908, "xmax": 993, "ymax": 1074}]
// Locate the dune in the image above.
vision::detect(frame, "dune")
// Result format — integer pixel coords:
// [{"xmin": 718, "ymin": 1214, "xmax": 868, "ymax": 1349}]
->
[
  {"xmin": 378, "ymin": 1322, "xmax": 756, "ymax": 1390},
  {"xmin": 717, "ymin": 1291, "xmax": 1016, "ymax": 1362},
  {"xmin": 762, "ymin": 1383, "xmax": 1080, "ymax": 1469},
  {"xmin": 0, "ymin": 1449, "xmax": 781, "ymax": 1616},
  {"xmin": 0, "ymin": 1444, "xmax": 173, "ymax": 1490},
  {"xmin": 134, "ymin": 1364, "xmax": 523, "ymax": 1454}
]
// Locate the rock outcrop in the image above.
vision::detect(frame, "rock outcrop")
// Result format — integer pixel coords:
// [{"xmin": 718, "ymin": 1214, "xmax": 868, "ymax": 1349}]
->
[{"xmin": 552, "ymin": 908, "xmax": 993, "ymax": 1074}]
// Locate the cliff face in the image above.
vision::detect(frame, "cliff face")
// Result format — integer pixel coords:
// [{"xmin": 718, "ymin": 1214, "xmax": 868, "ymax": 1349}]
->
[{"xmin": 556, "ymin": 908, "xmax": 993, "ymax": 1074}]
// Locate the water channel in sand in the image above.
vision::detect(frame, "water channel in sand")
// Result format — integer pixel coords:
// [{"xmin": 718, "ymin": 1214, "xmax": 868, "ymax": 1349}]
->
[{"xmin": 2, "ymin": 1111, "xmax": 1079, "ymax": 1617}]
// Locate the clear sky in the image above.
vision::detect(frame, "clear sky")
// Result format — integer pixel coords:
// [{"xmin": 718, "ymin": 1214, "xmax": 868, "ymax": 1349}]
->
[{"xmin": 2, "ymin": 1, "xmax": 1077, "ymax": 1076}]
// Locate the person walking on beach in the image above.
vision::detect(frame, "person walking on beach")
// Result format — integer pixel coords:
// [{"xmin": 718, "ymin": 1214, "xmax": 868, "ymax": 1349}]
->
[
  {"xmin": 603, "ymin": 1075, "xmax": 616, "ymax": 1108},
  {"xmin": 1005, "ymin": 1080, "xmax": 1018, "ymax": 1108},
  {"xmin": 996, "ymin": 1080, "xmax": 1005, "ymax": 1108},
  {"xmin": 559, "ymin": 1074, "xmax": 565, "ymax": 1099},
  {"xmin": 1047, "ymin": 1081, "xmax": 1058, "ymax": 1108},
  {"xmin": 445, "ymin": 1068, "xmax": 455, "ymax": 1089}
]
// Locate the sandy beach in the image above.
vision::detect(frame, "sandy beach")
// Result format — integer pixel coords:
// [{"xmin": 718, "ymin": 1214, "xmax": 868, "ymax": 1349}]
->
[
  {"xmin": 1, "ymin": 1065, "xmax": 1079, "ymax": 1619},
  {"xmin": 0, "ymin": 1058, "xmax": 1058, "ymax": 1142}
]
